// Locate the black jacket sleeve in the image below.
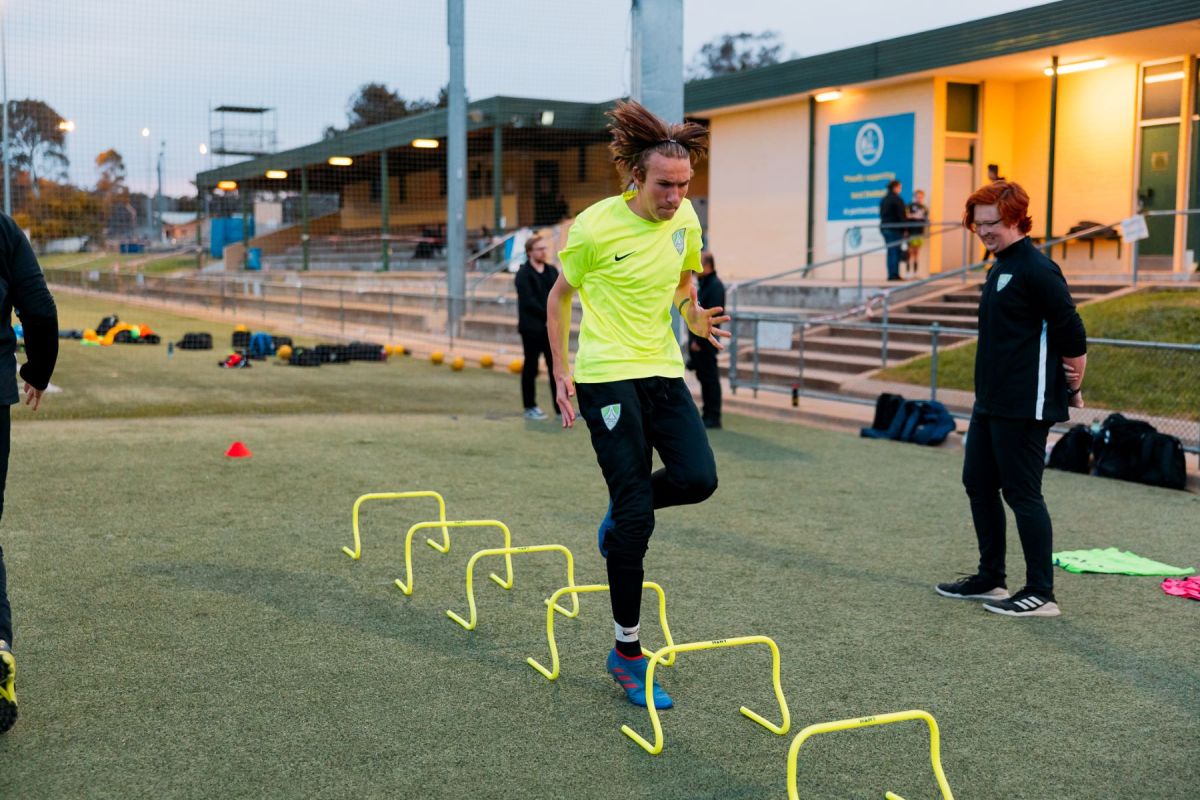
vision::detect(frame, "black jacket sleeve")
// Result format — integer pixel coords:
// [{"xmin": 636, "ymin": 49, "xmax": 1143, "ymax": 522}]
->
[
  {"xmin": 1032, "ymin": 263, "xmax": 1087, "ymax": 358},
  {"xmin": 2, "ymin": 215, "xmax": 58, "ymax": 390},
  {"xmin": 514, "ymin": 263, "xmax": 548, "ymax": 329}
]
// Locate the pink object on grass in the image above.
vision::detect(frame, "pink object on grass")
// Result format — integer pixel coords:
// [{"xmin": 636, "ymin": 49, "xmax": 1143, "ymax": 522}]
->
[{"xmin": 1161, "ymin": 576, "xmax": 1200, "ymax": 601}]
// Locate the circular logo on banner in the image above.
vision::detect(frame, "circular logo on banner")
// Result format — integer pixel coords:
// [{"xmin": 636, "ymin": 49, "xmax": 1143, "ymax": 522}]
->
[{"xmin": 855, "ymin": 122, "xmax": 884, "ymax": 166}]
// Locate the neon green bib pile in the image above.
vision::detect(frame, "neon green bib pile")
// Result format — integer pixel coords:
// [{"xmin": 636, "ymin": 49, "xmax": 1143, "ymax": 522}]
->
[{"xmin": 1052, "ymin": 548, "xmax": 1194, "ymax": 576}]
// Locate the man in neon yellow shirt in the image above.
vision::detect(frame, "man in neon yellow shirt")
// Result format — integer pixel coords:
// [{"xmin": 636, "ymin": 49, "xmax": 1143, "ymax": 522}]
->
[{"xmin": 547, "ymin": 100, "xmax": 729, "ymax": 709}]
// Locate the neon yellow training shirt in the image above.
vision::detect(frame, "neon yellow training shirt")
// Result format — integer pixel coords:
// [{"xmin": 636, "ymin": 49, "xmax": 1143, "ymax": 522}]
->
[{"xmin": 559, "ymin": 192, "xmax": 703, "ymax": 383}]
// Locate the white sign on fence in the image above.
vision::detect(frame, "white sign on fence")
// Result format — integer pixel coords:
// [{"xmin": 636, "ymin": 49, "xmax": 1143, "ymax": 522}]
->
[
  {"xmin": 756, "ymin": 321, "xmax": 794, "ymax": 350},
  {"xmin": 1120, "ymin": 215, "xmax": 1149, "ymax": 243}
]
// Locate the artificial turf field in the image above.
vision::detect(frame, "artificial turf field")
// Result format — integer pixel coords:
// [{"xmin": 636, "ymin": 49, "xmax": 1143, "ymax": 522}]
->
[{"xmin": 0, "ymin": 293, "xmax": 1196, "ymax": 799}]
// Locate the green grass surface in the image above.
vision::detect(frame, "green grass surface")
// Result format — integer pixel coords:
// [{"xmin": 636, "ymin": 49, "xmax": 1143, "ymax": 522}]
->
[
  {"xmin": 878, "ymin": 288, "xmax": 1200, "ymax": 420},
  {"xmin": 0, "ymin": 295, "xmax": 1197, "ymax": 799},
  {"xmin": 39, "ymin": 252, "xmax": 198, "ymax": 275}
]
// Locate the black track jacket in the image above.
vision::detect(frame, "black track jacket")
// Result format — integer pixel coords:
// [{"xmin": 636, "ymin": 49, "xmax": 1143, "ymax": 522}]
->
[
  {"xmin": 515, "ymin": 260, "xmax": 559, "ymax": 335},
  {"xmin": 973, "ymin": 236, "xmax": 1086, "ymax": 423},
  {"xmin": 0, "ymin": 214, "xmax": 58, "ymax": 404}
]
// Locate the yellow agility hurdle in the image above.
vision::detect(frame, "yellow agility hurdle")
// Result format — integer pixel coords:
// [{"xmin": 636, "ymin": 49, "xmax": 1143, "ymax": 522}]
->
[
  {"xmin": 344, "ymin": 490, "xmax": 449, "ymax": 560},
  {"xmin": 786, "ymin": 709, "xmax": 955, "ymax": 800},
  {"xmin": 447, "ymin": 544, "xmax": 581, "ymax": 630},
  {"xmin": 527, "ymin": 582, "xmax": 676, "ymax": 680},
  {"xmin": 622, "ymin": 636, "xmax": 791, "ymax": 756},
  {"xmin": 394, "ymin": 520, "xmax": 515, "ymax": 596}
]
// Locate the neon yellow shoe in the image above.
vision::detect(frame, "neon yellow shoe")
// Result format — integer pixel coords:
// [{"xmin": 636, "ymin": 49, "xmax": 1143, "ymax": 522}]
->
[{"xmin": 0, "ymin": 641, "xmax": 16, "ymax": 734}]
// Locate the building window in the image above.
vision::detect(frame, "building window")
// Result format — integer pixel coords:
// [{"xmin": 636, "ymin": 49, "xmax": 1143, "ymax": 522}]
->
[
  {"xmin": 1141, "ymin": 61, "xmax": 1184, "ymax": 121},
  {"xmin": 946, "ymin": 83, "xmax": 979, "ymax": 133}
]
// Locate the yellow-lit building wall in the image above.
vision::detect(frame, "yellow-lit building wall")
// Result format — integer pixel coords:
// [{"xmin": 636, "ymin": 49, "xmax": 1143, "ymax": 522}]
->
[
  {"xmin": 811, "ymin": 79, "xmax": 937, "ymax": 280},
  {"xmin": 1052, "ymin": 64, "xmax": 1138, "ymax": 235},
  {"xmin": 706, "ymin": 102, "xmax": 810, "ymax": 282}
]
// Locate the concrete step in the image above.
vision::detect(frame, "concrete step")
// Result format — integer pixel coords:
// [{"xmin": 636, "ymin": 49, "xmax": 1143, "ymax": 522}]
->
[
  {"xmin": 801, "ymin": 335, "xmax": 927, "ymax": 360},
  {"xmin": 828, "ymin": 324, "xmax": 972, "ymax": 345},
  {"xmin": 883, "ymin": 312, "xmax": 978, "ymax": 330},
  {"xmin": 751, "ymin": 349, "xmax": 883, "ymax": 374},
  {"xmin": 733, "ymin": 363, "xmax": 845, "ymax": 392},
  {"xmin": 907, "ymin": 301, "xmax": 978, "ymax": 317}
]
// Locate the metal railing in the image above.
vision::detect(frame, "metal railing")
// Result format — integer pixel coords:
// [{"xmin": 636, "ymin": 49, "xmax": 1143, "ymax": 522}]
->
[
  {"xmin": 1131, "ymin": 209, "xmax": 1200, "ymax": 285},
  {"xmin": 726, "ymin": 311, "xmax": 1200, "ymax": 455},
  {"xmin": 728, "ymin": 221, "xmax": 967, "ymax": 317}
]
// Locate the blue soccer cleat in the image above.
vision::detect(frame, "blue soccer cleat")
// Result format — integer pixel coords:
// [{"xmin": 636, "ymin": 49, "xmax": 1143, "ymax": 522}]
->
[
  {"xmin": 606, "ymin": 648, "xmax": 673, "ymax": 709},
  {"xmin": 597, "ymin": 500, "xmax": 614, "ymax": 558}
]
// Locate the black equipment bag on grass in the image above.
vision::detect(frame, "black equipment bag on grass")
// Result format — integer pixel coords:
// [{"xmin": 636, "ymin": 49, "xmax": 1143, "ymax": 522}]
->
[
  {"xmin": 347, "ymin": 341, "xmax": 387, "ymax": 361},
  {"xmin": 315, "ymin": 343, "xmax": 352, "ymax": 363},
  {"xmin": 232, "ymin": 330, "xmax": 251, "ymax": 349},
  {"xmin": 288, "ymin": 347, "xmax": 322, "ymax": 367},
  {"xmin": 177, "ymin": 332, "xmax": 213, "ymax": 350},
  {"xmin": 1047, "ymin": 425, "xmax": 1093, "ymax": 473},
  {"xmin": 1092, "ymin": 413, "xmax": 1187, "ymax": 490},
  {"xmin": 870, "ymin": 393, "xmax": 905, "ymax": 431}
]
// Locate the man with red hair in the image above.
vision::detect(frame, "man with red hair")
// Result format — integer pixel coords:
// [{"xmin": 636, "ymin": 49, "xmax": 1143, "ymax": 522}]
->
[{"xmin": 935, "ymin": 181, "xmax": 1087, "ymax": 618}]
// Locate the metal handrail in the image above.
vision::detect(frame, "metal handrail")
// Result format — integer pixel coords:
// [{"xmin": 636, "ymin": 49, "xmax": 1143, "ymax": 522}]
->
[{"xmin": 730, "ymin": 220, "xmax": 962, "ymax": 294}]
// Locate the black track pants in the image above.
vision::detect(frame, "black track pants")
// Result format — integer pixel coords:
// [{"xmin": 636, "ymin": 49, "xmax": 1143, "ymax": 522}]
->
[
  {"xmin": 577, "ymin": 377, "xmax": 717, "ymax": 627},
  {"xmin": 962, "ymin": 411, "xmax": 1054, "ymax": 595}
]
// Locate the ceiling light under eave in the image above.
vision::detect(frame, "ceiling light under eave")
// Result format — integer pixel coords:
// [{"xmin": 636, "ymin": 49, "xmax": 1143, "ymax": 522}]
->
[
  {"xmin": 1043, "ymin": 59, "xmax": 1107, "ymax": 76},
  {"xmin": 265, "ymin": 170, "xmax": 288, "ymax": 179},
  {"xmin": 814, "ymin": 90, "xmax": 842, "ymax": 103},
  {"xmin": 1144, "ymin": 71, "xmax": 1185, "ymax": 84},
  {"xmin": 328, "ymin": 156, "xmax": 353, "ymax": 166},
  {"xmin": 217, "ymin": 180, "xmax": 238, "ymax": 191},
  {"xmin": 412, "ymin": 139, "xmax": 440, "ymax": 149}
]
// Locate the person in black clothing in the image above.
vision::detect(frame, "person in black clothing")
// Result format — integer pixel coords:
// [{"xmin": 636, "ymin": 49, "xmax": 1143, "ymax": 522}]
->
[
  {"xmin": 514, "ymin": 234, "xmax": 559, "ymax": 420},
  {"xmin": 935, "ymin": 181, "xmax": 1087, "ymax": 619},
  {"xmin": 879, "ymin": 180, "xmax": 907, "ymax": 281},
  {"xmin": 688, "ymin": 251, "xmax": 725, "ymax": 428},
  {"xmin": 0, "ymin": 213, "xmax": 60, "ymax": 733}
]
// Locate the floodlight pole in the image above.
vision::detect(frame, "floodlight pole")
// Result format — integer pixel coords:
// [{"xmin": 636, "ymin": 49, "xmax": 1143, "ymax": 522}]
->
[
  {"xmin": 630, "ymin": 0, "xmax": 683, "ymax": 124},
  {"xmin": 631, "ymin": 0, "xmax": 684, "ymax": 343},
  {"xmin": 446, "ymin": 0, "xmax": 467, "ymax": 338}
]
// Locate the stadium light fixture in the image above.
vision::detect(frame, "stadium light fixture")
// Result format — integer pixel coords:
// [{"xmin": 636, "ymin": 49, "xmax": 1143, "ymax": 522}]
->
[
  {"xmin": 199, "ymin": 143, "xmax": 208, "ymax": 155},
  {"xmin": 328, "ymin": 156, "xmax": 353, "ymax": 166},
  {"xmin": 141, "ymin": 127, "xmax": 150, "ymax": 137},
  {"xmin": 1043, "ymin": 58, "xmax": 1107, "ymax": 76},
  {"xmin": 217, "ymin": 180, "xmax": 237, "ymax": 191},
  {"xmin": 814, "ymin": 90, "xmax": 842, "ymax": 103},
  {"xmin": 265, "ymin": 170, "xmax": 288, "ymax": 179},
  {"xmin": 411, "ymin": 139, "xmax": 439, "ymax": 149},
  {"xmin": 57, "ymin": 119, "xmax": 75, "ymax": 132},
  {"xmin": 540, "ymin": 110, "xmax": 555, "ymax": 126},
  {"xmin": 1144, "ymin": 70, "xmax": 1185, "ymax": 84}
]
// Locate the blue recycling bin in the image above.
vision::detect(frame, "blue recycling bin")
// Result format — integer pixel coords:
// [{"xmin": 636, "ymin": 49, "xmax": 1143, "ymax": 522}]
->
[{"xmin": 246, "ymin": 247, "xmax": 262, "ymax": 271}]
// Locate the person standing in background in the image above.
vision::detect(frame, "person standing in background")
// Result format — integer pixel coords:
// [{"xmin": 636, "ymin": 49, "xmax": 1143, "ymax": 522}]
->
[
  {"xmin": 879, "ymin": 180, "xmax": 907, "ymax": 281},
  {"xmin": 689, "ymin": 251, "xmax": 726, "ymax": 428},
  {"xmin": 906, "ymin": 190, "xmax": 930, "ymax": 275},
  {"xmin": 515, "ymin": 234, "xmax": 559, "ymax": 420}
]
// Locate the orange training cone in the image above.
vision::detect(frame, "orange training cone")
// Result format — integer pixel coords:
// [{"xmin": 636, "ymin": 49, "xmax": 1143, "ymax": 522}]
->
[{"xmin": 225, "ymin": 441, "xmax": 252, "ymax": 458}]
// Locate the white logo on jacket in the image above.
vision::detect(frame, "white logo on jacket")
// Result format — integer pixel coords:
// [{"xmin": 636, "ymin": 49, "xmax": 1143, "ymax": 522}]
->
[{"xmin": 997, "ymin": 273, "xmax": 1012, "ymax": 292}]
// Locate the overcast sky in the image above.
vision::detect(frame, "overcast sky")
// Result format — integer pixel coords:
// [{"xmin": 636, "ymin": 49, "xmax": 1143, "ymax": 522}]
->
[{"xmin": 8, "ymin": 0, "xmax": 1049, "ymax": 195}]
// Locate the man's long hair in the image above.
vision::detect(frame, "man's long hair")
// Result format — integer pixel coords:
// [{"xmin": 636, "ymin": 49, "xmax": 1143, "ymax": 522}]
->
[{"xmin": 606, "ymin": 99, "xmax": 708, "ymax": 186}]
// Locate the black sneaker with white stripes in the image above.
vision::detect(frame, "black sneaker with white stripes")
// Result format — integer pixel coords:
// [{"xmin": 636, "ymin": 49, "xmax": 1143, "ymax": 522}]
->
[
  {"xmin": 983, "ymin": 589, "xmax": 1061, "ymax": 617},
  {"xmin": 934, "ymin": 574, "xmax": 1010, "ymax": 601}
]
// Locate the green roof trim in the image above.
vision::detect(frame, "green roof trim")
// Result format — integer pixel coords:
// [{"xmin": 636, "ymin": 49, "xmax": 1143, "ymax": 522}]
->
[
  {"xmin": 197, "ymin": 96, "xmax": 611, "ymax": 186},
  {"xmin": 685, "ymin": 0, "xmax": 1200, "ymax": 113}
]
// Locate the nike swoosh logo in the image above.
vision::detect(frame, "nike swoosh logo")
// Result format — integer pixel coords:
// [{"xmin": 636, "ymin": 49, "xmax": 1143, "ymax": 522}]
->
[{"xmin": 614, "ymin": 252, "xmax": 634, "ymax": 262}]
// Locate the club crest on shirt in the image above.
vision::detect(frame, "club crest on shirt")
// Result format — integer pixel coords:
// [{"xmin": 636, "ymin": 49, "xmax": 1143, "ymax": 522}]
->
[
  {"xmin": 601, "ymin": 403, "xmax": 621, "ymax": 430},
  {"xmin": 672, "ymin": 228, "xmax": 685, "ymax": 254},
  {"xmin": 996, "ymin": 273, "xmax": 1012, "ymax": 292}
]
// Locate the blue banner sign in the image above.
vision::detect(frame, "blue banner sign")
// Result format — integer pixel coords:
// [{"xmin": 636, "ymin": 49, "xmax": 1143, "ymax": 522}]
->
[{"xmin": 827, "ymin": 113, "xmax": 914, "ymax": 222}]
